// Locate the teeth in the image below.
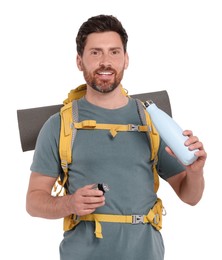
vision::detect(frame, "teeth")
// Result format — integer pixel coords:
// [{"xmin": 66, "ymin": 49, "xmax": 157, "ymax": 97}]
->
[{"xmin": 98, "ymin": 72, "xmax": 112, "ymax": 75}]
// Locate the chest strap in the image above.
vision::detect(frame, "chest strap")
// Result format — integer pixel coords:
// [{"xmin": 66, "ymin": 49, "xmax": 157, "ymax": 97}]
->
[
  {"xmin": 64, "ymin": 198, "xmax": 165, "ymax": 238},
  {"xmin": 74, "ymin": 120, "xmax": 148, "ymax": 138}
]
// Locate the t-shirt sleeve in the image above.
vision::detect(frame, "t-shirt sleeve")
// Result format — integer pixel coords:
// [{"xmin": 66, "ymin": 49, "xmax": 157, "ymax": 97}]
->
[
  {"xmin": 157, "ymin": 138, "xmax": 186, "ymax": 180},
  {"xmin": 30, "ymin": 112, "xmax": 63, "ymax": 177}
]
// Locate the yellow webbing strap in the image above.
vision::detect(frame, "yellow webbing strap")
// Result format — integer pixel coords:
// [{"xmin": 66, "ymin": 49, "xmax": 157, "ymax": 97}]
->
[
  {"xmin": 74, "ymin": 120, "xmax": 148, "ymax": 138},
  {"xmin": 66, "ymin": 198, "xmax": 163, "ymax": 238}
]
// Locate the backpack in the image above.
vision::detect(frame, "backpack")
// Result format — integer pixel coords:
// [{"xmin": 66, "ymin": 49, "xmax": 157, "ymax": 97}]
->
[{"xmin": 54, "ymin": 84, "xmax": 165, "ymax": 238}]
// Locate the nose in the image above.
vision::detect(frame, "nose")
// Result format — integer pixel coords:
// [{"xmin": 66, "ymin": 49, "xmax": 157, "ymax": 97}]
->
[{"xmin": 99, "ymin": 53, "xmax": 112, "ymax": 67}]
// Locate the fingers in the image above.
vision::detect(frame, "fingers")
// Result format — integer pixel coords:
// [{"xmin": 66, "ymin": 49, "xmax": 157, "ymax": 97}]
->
[
  {"xmin": 166, "ymin": 130, "xmax": 206, "ymax": 162},
  {"xmin": 79, "ymin": 184, "xmax": 104, "ymax": 197},
  {"xmin": 183, "ymin": 130, "xmax": 202, "ymax": 150},
  {"xmin": 183, "ymin": 130, "xmax": 207, "ymax": 166},
  {"xmin": 70, "ymin": 184, "xmax": 106, "ymax": 216}
]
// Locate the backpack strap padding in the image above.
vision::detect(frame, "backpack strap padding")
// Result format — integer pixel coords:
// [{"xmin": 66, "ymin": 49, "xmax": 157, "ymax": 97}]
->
[
  {"xmin": 58, "ymin": 101, "xmax": 78, "ymax": 192},
  {"xmin": 59, "ymin": 102, "xmax": 73, "ymax": 166},
  {"xmin": 135, "ymin": 99, "xmax": 160, "ymax": 193}
]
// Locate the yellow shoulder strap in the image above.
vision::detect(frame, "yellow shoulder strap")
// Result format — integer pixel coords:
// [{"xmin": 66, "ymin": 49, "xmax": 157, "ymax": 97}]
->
[
  {"xmin": 144, "ymin": 109, "xmax": 160, "ymax": 193},
  {"xmin": 53, "ymin": 102, "xmax": 73, "ymax": 195},
  {"xmin": 59, "ymin": 102, "xmax": 73, "ymax": 171},
  {"xmin": 63, "ymin": 84, "xmax": 87, "ymax": 105},
  {"xmin": 134, "ymin": 99, "xmax": 160, "ymax": 193}
]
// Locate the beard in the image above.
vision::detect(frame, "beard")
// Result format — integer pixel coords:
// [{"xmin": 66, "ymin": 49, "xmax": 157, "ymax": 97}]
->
[{"xmin": 82, "ymin": 64, "xmax": 125, "ymax": 94}]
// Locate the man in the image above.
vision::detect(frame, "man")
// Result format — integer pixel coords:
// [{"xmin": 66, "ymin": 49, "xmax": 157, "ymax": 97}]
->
[{"xmin": 26, "ymin": 15, "xmax": 207, "ymax": 260}]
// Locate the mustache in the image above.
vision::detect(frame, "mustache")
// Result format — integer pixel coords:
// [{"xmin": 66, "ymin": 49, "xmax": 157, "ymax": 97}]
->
[{"xmin": 95, "ymin": 65, "xmax": 116, "ymax": 74}]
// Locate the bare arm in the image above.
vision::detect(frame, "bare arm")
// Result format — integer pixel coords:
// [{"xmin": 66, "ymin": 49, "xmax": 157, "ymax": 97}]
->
[
  {"xmin": 26, "ymin": 172, "xmax": 105, "ymax": 219},
  {"xmin": 166, "ymin": 130, "xmax": 207, "ymax": 205}
]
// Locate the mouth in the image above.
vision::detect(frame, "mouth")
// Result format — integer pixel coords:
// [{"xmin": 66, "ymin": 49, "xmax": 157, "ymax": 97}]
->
[
  {"xmin": 96, "ymin": 70, "xmax": 114, "ymax": 80},
  {"xmin": 97, "ymin": 71, "xmax": 114, "ymax": 75}
]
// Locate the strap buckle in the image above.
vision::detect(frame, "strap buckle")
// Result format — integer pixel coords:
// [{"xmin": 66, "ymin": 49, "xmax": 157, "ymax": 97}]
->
[
  {"xmin": 129, "ymin": 124, "xmax": 139, "ymax": 131},
  {"xmin": 132, "ymin": 215, "xmax": 145, "ymax": 224},
  {"xmin": 153, "ymin": 214, "xmax": 160, "ymax": 225},
  {"xmin": 61, "ymin": 160, "xmax": 68, "ymax": 171},
  {"xmin": 73, "ymin": 214, "xmax": 80, "ymax": 224}
]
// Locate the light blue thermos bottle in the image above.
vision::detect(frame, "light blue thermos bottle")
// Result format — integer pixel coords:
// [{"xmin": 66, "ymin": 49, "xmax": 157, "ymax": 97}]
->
[{"xmin": 144, "ymin": 100, "xmax": 198, "ymax": 166}]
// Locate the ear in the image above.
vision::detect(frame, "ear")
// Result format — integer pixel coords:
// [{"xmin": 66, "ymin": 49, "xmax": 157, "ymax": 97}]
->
[
  {"xmin": 76, "ymin": 55, "xmax": 83, "ymax": 71},
  {"xmin": 124, "ymin": 52, "xmax": 129, "ymax": 69}
]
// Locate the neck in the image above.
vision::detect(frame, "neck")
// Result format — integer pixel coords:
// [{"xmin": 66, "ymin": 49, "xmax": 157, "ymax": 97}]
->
[{"xmin": 85, "ymin": 85, "xmax": 128, "ymax": 109}]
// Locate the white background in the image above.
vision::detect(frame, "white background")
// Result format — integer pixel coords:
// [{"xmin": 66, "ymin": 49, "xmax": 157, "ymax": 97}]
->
[{"xmin": 1, "ymin": 0, "xmax": 221, "ymax": 259}]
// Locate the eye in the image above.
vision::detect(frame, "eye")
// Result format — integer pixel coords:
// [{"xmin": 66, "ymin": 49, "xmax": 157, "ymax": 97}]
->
[
  {"xmin": 111, "ymin": 49, "xmax": 120, "ymax": 55},
  {"xmin": 91, "ymin": 50, "xmax": 98, "ymax": 55},
  {"xmin": 90, "ymin": 49, "xmax": 101, "ymax": 56}
]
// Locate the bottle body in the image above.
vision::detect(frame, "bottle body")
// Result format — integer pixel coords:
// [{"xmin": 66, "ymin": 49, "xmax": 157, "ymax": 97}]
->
[{"xmin": 145, "ymin": 101, "xmax": 198, "ymax": 166}]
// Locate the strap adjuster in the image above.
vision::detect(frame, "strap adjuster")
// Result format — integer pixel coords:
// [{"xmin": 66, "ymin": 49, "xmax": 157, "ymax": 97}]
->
[
  {"xmin": 61, "ymin": 160, "xmax": 68, "ymax": 171},
  {"xmin": 129, "ymin": 124, "xmax": 139, "ymax": 131},
  {"xmin": 153, "ymin": 214, "xmax": 160, "ymax": 225},
  {"xmin": 132, "ymin": 215, "xmax": 145, "ymax": 224}
]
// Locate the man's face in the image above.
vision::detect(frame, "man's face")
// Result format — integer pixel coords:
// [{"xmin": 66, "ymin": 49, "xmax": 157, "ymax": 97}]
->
[{"xmin": 76, "ymin": 31, "xmax": 129, "ymax": 93}]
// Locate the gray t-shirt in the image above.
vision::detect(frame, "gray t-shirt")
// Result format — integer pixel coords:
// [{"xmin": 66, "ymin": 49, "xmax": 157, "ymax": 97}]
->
[{"xmin": 31, "ymin": 97, "xmax": 185, "ymax": 260}]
